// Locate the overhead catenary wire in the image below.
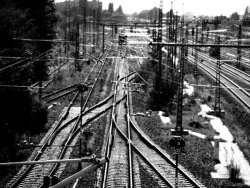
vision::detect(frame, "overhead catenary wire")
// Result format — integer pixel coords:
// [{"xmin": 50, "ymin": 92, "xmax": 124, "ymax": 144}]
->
[
  {"xmin": 0, "ymin": 84, "xmax": 41, "ymax": 89},
  {"xmin": 128, "ymin": 64, "xmax": 155, "ymax": 90},
  {"xmin": 0, "ymin": 48, "xmax": 53, "ymax": 73},
  {"xmin": 0, "ymin": 56, "xmax": 23, "ymax": 59}
]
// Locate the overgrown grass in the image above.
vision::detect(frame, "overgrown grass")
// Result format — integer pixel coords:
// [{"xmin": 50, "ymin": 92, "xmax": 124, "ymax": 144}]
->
[
  {"xmin": 131, "ymin": 59, "xmax": 250, "ymax": 187},
  {"xmin": 59, "ymin": 114, "xmax": 107, "ymax": 187}
]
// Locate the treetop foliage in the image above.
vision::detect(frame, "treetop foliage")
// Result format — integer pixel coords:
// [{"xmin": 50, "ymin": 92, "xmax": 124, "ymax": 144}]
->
[{"xmin": 0, "ymin": 0, "xmax": 57, "ymax": 163}]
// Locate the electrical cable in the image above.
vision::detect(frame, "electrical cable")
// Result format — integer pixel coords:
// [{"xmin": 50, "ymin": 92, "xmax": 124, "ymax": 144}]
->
[{"xmin": 0, "ymin": 48, "xmax": 52, "ymax": 73}]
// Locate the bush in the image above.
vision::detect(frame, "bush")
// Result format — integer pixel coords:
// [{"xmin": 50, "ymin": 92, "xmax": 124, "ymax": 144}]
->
[
  {"xmin": 189, "ymin": 120, "xmax": 202, "ymax": 128},
  {"xmin": 30, "ymin": 99, "xmax": 48, "ymax": 134},
  {"xmin": 228, "ymin": 164, "xmax": 241, "ymax": 182},
  {"xmin": 209, "ymin": 47, "xmax": 220, "ymax": 59},
  {"xmin": 207, "ymin": 95, "xmax": 212, "ymax": 102}
]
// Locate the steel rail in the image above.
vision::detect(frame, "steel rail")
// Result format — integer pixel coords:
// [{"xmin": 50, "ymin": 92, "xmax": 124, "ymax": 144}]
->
[
  {"xmin": 129, "ymin": 116, "xmax": 202, "ymax": 188},
  {"xmin": 47, "ymin": 47, "xmax": 110, "ymax": 147},
  {"xmin": 31, "ymin": 59, "xmax": 70, "ymax": 88},
  {"xmin": 41, "ymin": 48, "xmax": 111, "ymax": 187},
  {"xmin": 150, "ymin": 42, "xmax": 250, "ymax": 48},
  {"xmin": 113, "ymin": 119, "xmax": 174, "ymax": 188},
  {"xmin": 197, "ymin": 51, "xmax": 250, "ymax": 83},
  {"xmin": 9, "ymin": 49, "xmax": 108, "ymax": 188},
  {"xmin": 125, "ymin": 60, "xmax": 134, "ymax": 188},
  {"xmin": 101, "ymin": 54, "xmax": 121, "ymax": 188},
  {"xmin": 188, "ymin": 56, "xmax": 250, "ymax": 110}
]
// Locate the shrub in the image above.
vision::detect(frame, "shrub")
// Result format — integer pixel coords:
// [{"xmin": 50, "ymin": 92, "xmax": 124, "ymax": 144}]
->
[
  {"xmin": 207, "ymin": 95, "xmax": 212, "ymax": 102},
  {"xmin": 189, "ymin": 120, "xmax": 202, "ymax": 128}
]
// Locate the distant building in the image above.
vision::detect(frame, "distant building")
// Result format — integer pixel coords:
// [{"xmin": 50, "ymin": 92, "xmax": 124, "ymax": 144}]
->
[
  {"xmin": 56, "ymin": 0, "xmax": 102, "ymax": 15},
  {"xmin": 88, "ymin": 0, "xmax": 102, "ymax": 10}
]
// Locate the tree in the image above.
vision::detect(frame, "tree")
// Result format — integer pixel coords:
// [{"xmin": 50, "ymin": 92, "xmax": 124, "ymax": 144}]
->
[
  {"xmin": 108, "ymin": 3, "xmax": 114, "ymax": 14},
  {"xmin": 243, "ymin": 6, "xmax": 250, "ymax": 26},
  {"xmin": 231, "ymin": 12, "xmax": 240, "ymax": 20},
  {"xmin": 244, "ymin": 6, "xmax": 249, "ymax": 17},
  {"xmin": 0, "ymin": 0, "xmax": 57, "ymax": 165},
  {"xmin": 116, "ymin": 5, "xmax": 124, "ymax": 15}
]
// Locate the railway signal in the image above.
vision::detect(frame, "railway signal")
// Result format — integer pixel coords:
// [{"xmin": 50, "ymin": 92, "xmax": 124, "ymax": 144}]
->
[
  {"xmin": 77, "ymin": 83, "xmax": 88, "ymax": 171},
  {"xmin": 130, "ymin": 26, "xmax": 133, "ymax": 33},
  {"xmin": 118, "ymin": 34, "xmax": 127, "ymax": 45},
  {"xmin": 114, "ymin": 25, "xmax": 118, "ymax": 34}
]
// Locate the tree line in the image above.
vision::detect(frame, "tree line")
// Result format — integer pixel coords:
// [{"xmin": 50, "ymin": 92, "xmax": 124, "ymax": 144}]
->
[{"xmin": 0, "ymin": 0, "xmax": 57, "ymax": 164}]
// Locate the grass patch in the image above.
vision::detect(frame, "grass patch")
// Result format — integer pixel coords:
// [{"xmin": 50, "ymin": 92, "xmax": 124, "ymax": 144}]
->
[{"xmin": 131, "ymin": 58, "xmax": 250, "ymax": 187}]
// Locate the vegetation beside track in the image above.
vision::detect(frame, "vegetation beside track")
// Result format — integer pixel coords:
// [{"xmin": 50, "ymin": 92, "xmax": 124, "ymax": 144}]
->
[
  {"xmin": 132, "ymin": 60, "xmax": 250, "ymax": 187},
  {"xmin": 57, "ymin": 52, "xmax": 114, "ymax": 187},
  {"xmin": 59, "ymin": 114, "xmax": 107, "ymax": 187},
  {"xmin": 192, "ymin": 61, "xmax": 250, "ymax": 165},
  {"xmin": 0, "ymin": 48, "xmax": 111, "ymax": 186}
]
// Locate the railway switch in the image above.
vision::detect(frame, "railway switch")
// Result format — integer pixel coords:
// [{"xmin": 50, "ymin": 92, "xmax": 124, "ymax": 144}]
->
[
  {"xmin": 77, "ymin": 84, "xmax": 88, "ymax": 92},
  {"xmin": 43, "ymin": 176, "xmax": 58, "ymax": 187}
]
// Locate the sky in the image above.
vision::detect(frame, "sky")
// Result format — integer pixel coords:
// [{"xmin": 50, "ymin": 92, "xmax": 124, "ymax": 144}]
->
[{"xmin": 55, "ymin": 0, "xmax": 250, "ymax": 17}]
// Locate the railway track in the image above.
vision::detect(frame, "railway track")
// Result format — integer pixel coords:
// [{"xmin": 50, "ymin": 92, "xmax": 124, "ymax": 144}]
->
[
  {"xmin": 42, "ymin": 48, "xmax": 108, "ymax": 103},
  {"xmin": 196, "ymin": 51, "xmax": 250, "ymax": 85},
  {"xmin": 31, "ymin": 58, "xmax": 71, "ymax": 91},
  {"xmin": 188, "ymin": 55, "xmax": 250, "ymax": 110},
  {"xmin": 221, "ymin": 48, "xmax": 250, "ymax": 68},
  {"xmin": 101, "ymin": 46, "xmax": 205, "ymax": 187},
  {"xmin": 7, "ymin": 47, "xmax": 114, "ymax": 188}
]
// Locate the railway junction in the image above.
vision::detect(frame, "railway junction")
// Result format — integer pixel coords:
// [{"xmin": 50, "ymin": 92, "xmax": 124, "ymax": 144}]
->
[{"xmin": 1, "ymin": 0, "xmax": 250, "ymax": 187}]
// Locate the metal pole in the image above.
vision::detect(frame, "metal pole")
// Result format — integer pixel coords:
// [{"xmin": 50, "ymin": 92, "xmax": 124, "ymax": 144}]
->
[
  {"xmin": 214, "ymin": 36, "xmax": 221, "ymax": 117},
  {"xmin": 175, "ymin": 152, "xmax": 179, "ymax": 188},
  {"xmin": 237, "ymin": 25, "xmax": 242, "ymax": 69},
  {"xmin": 78, "ymin": 91, "xmax": 83, "ymax": 171},
  {"xmin": 194, "ymin": 25, "xmax": 198, "ymax": 85},
  {"xmin": 39, "ymin": 81, "xmax": 42, "ymax": 101},
  {"xmin": 0, "ymin": 157, "xmax": 98, "ymax": 166},
  {"xmin": 150, "ymin": 42, "xmax": 250, "ymax": 48},
  {"xmin": 103, "ymin": 25, "xmax": 105, "ymax": 53},
  {"xmin": 51, "ymin": 158, "xmax": 106, "ymax": 188},
  {"xmin": 112, "ymin": 25, "xmax": 113, "ymax": 38}
]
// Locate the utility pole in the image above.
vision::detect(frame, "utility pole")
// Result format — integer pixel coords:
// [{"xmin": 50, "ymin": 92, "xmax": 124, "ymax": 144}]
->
[
  {"xmin": 82, "ymin": 0, "xmax": 87, "ymax": 63},
  {"xmin": 96, "ymin": 6, "xmax": 101, "ymax": 48},
  {"xmin": 102, "ymin": 24, "xmax": 105, "ymax": 52},
  {"xmin": 155, "ymin": 0, "xmax": 163, "ymax": 107},
  {"xmin": 170, "ymin": 17, "xmax": 189, "ymax": 188},
  {"xmin": 174, "ymin": 12, "xmax": 178, "ymax": 70},
  {"xmin": 214, "ymin": 35, "xmax": 222, "ymax": 117},
  {"xmin": 152, "ymin": 19, "xmax": 157, "ymax": 57},
  {"xmin": 75, "ymin": 22, "xmax": 80, "ymax": 70},
  {"xmin": 66, "ymin": 1, "xmax": 71, "ymax": 37},
  {"xmin": 192, "ymin": 27, "xmax": 194, "ymax": 55},
  {"xmin": 111, "ymin": 24, "xmax": 114, "ymax": 38},
  {"xmin": 66, "ymin": 1, "xmax": 71, "ymax": 56},
  {"xmin": 77, "ymin": 84, "xmax": 88, "ymax": 171},
  {"xmin": 237, "ymin": 25, "xmax": 242, "ymax": 69},
  {"xmin": 39, "ymin": 80, "xmax": 42, "ymax": 101},
  {"xmin": 194, "ymin": 25, "xmax": 199, "ymax": 86},
  {"xmin": 92, "ymin": 9, "xmax": 96, "ymax": 53},
  {"xmin": 206, "ymin": 27, "xmax": 210, "ymax": 42}
]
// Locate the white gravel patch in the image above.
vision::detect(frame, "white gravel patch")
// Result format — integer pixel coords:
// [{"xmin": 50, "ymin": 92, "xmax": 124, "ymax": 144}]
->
[
  {"xmin": 188, "ymin": 130, "xmax": 206, "ymax": 139},
  {"xmin": 158, "ymin": 111, "xmax": 172, "ymax": 125},
  {"xmin": 198, "ymin": 104, "xmax": 250, "ymax": 185},
  {"xmin": 183, "ymin": 81, "xmax": 194, "ymax": 96}
]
